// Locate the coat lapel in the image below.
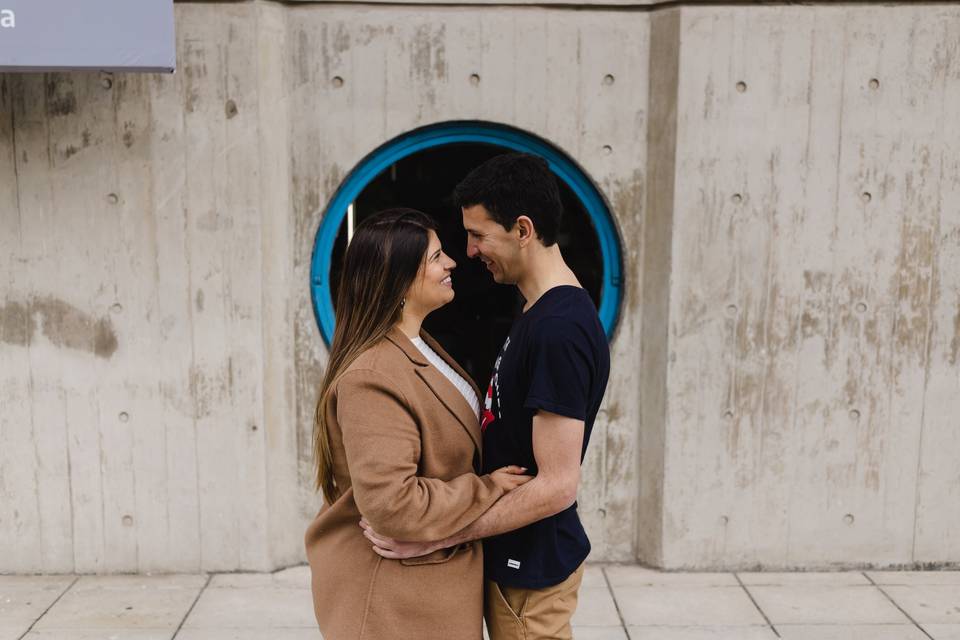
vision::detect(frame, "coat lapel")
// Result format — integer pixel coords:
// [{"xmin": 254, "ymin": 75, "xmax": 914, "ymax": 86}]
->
[{"xmin": 385, "ymin": 327, "xmax": 482, "ymax": 452}]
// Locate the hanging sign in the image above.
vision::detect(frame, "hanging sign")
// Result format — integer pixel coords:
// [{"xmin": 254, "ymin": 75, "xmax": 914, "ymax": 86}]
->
[{"xmin": 0, "ymin": 0, "xmax": 175, "ymax": 72}]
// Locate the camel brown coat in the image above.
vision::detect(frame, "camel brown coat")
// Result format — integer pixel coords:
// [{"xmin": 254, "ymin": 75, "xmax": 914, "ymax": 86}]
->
[{"xmin": 305, "ymin": 327, "xmax": 504, "ymax": 640}]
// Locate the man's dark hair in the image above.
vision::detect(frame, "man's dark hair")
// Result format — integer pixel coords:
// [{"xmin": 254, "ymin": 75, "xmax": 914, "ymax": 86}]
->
[{"xmin": 453, "ymin": 152, "xmax": 563, "ymax": 246}]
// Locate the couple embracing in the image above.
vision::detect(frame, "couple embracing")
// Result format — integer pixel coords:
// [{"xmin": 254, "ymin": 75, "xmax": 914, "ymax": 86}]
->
[{"xmin": 305, "ymin": 153, "xmax": 611, "ymax": 640}]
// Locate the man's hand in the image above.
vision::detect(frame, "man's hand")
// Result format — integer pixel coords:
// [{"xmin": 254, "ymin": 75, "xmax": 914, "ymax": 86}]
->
[{"xmin": 360, "ymin": 518, "xmax": 444, "ymax": 559}]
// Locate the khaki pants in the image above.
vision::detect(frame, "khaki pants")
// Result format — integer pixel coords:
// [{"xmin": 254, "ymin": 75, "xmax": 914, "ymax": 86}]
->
[{"xmin": 484, "ymin": 564, "xmax": 585, "ymax": 640}]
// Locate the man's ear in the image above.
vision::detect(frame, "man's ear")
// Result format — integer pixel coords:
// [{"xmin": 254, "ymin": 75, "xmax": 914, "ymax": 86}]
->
[{"xmin": 516, "ymin": 216, "xmax": 535, "ymax": 247}]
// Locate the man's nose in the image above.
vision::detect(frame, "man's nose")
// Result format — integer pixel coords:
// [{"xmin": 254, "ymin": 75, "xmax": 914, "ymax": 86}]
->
[{"xmin": 466, "ymin": 242, "xmax": 479, "ymax": 258}]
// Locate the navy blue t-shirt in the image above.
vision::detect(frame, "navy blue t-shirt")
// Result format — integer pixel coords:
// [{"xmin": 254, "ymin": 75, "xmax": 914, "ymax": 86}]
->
[{"xmin": 480, "ymin": 285, "xmax": 610, "ymax": 588}]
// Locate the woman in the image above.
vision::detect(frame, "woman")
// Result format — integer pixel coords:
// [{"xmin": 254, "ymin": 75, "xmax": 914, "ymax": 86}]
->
[{"xmin": 305, "ymin": 208, "xmax": 530, "ymax": 640}]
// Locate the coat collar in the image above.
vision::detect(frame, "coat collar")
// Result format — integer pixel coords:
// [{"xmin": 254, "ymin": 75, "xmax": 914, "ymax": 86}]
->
[
  {"xmin": 385, "ymin": 325, "xmax": 483, "ymax": 452},
  {"xmin": 385, "ymin": 325, "xmax": 430, "ymax": 366}
]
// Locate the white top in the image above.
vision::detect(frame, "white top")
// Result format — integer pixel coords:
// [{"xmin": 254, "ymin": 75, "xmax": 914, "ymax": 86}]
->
[{"xmin": 410, "ymin": 337, "xmax": 481, "ymax": 419}]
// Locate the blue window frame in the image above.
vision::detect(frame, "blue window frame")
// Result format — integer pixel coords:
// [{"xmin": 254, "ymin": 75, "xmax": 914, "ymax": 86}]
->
[{"xmin": 310, "ymin": 121, "xmax": 623, "ymax": 345}]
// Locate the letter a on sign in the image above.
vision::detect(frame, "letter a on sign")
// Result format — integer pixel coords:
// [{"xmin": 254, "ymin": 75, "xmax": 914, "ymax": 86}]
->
[{"xmin": 0, "ymin": 10, "xmax": 14, "ymax": 28}]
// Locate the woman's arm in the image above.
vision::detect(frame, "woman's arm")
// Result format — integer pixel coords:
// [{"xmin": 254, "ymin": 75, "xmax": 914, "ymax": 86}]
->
[{"xmin": 336, "ymin": 368, "xmax": 504, "ymax": 542}]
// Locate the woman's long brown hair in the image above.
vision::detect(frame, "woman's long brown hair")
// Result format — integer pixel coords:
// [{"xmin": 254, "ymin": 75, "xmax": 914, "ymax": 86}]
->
[{"xmin": 313, "ymin": 208, "xmax": 437, "ymax": 504}]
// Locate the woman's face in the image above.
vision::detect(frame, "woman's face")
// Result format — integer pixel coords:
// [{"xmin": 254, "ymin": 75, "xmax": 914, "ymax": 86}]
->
[{"xmin": 405, "ymin": 229, "xmax": 457, "ymax": 314}]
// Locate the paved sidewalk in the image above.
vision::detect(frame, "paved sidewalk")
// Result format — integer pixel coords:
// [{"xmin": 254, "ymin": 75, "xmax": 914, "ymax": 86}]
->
[{"xmin": 2, "ymin": 565, "xmax": 958, "ymax": 639}]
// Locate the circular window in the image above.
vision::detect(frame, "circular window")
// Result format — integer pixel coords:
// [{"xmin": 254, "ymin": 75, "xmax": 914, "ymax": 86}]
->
[{"xmin": 310, "ymin": 121, "xmax": 623, "ymax": 384}]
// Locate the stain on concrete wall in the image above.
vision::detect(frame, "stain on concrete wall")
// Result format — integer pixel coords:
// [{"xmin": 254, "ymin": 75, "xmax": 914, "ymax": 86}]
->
[{"xmin": 0, "ymin": 296, "xmax": 118, "ymax": 358}]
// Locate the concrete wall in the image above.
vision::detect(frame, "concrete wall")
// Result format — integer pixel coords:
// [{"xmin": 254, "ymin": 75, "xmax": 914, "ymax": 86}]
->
[
  {"xmin": 1, "ymin": 0, "xmax": 958, "ymax": 573},
  {"xmin": 0, "ymin": 2, "xmax": 299, "ymax": 573},
  {"xmin": 654, "ymin": 4, "xmax": 960, "ymax": 569}
]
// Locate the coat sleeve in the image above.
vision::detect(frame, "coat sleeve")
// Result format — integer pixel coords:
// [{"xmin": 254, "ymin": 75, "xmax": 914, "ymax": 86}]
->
[{"xmin": 336, "ymin": 368, "xmax": 504, "ymax": 542}]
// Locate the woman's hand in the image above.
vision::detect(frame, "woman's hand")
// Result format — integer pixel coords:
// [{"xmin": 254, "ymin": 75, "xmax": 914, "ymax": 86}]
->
[
  {"xmin": 490, "ymin": 465, "xmax": 532, "ymax": 492},
  {"xmin": 360, "ymin": 518, "xmax": 442, "ymax": 559}
]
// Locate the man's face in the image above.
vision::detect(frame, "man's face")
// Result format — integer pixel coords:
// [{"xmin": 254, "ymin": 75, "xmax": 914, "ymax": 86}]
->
[{"xmin": 462, "ymin": 204, "xmax": 520, "ymax": 284}]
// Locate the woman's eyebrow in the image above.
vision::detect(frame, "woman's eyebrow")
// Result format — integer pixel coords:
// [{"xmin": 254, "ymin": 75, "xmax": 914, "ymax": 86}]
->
[{"xmin": 431, "ymin": 248, "xmax": 442, "ymax": 259}]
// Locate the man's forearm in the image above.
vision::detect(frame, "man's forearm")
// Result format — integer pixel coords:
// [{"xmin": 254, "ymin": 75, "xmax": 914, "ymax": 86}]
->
[{"xmin": 440, "ymin": 475, "xmax": 575, "ymax": 548}]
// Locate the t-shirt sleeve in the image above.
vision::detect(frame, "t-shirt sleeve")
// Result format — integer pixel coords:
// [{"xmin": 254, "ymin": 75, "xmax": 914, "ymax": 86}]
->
[{"xmin": 523, "ymin": 317, "xmax": 594, "ymax": 421}]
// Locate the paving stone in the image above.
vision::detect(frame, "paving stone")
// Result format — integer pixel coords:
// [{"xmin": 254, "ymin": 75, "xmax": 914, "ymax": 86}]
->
[
  {"xmin": 613, "ymin": 586, "xmax": 765, "ymax": 626},
  {"xmin": 582, "ymin": 564, "xmax": 608, "ymax": 588},
  {"xmin": 34, "ymin": 576, "xmax": 202, "ymax": 631},
  {"xmin": 182, "ymin": 586, "xmax": 316, "ymax": 629},
  {"xmin": 570, "ymin": 627, "xmax": 628, "ymax": 640},
  {"xmin": 0, "ymin": 621, "xmax": 33, "ymax": 640},
  {"xmin": 922, "ymin": 624, "xmax": 960, "ymax": 639},
  {"xmin": 776, "ymin": 624, "xmax": 929, "ymax": 639},
  {"xmin": 70, "ymin": 576, "xmax": 208, "ymax": 592},
  {"xmin": 868, "ymin": 572, "xmax": 960, "ymax": 586},
  {"xmin": 209, "ymin": 566, "xmax": 311, "ymax": 589},
  {"xmin": 23, "ymin": 630, "xmax": 173, "ymax": 639},
  {"xmin": 605, "ymin": 566, "xmax": 737, "ymax": 587},
  {"xmin": 175, "ymin": 631, "xmax": 321, "ymax": 640},
  {"xmin": 738, "ymin": 572, "xmax": 870, "ymax": 586},
  {"xmin": 883, "ymin": 586, "xmax": 960, "ymax": 624},
  {"xmin": 626, "ymin": 626, "xmax": 777, "ymax": 639},
  {"xmin": 0, "ymin": 576, "xmax": 74, "ymax": 626},
  {"xmin": 571, "ymin": 586, "xmax": 621, "ymax": 627},
  {"xmin": 747, "ymin": 585, "xmax": 909, "ymax": 625},
  {"xmin": 0, "ymin": 577, "xmax": 75, "ymax": 591}
]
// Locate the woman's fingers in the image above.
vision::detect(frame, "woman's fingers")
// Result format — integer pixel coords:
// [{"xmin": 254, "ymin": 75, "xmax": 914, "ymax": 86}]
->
[
  {"xmin": 362, "ymin": 527, "xmax": 395, "ymax": 550},
  {"xmin": 502, "ymin": 465, "xmax": 528, "ymax": 474},
  {"xmin": 372, "ymin": 545, "xmax": 401, "ymax": 560}
]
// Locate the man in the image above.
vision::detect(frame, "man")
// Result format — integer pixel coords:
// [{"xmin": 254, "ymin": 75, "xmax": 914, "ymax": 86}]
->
[{"xmin": 361, "ymin": 153, "xmax": 610, "ymax": 640}]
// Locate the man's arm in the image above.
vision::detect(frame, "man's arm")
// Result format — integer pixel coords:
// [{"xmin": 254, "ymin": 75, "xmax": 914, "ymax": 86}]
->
[{"xmin": 362, "ymin": 410, "xmax": 584, "ymax": 559}]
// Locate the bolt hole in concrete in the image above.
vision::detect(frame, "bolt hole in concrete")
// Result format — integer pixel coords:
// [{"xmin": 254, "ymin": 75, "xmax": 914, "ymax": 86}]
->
[
  {"xmin": 723, "ymin": 410, "xmax": 734, "ymax": 419},
  {"xmin": 603, "ymin": 74, "xmax": 615, "ymax": 86},
  {"xmin": 110, "ymin": 303, "xmax": 123, "ymax": 314},
  {"xmin": 856, "ymin": 302, "xmax": 868, "ymax": 313},
  {"xmin": 849, "ymin": 409, "xmax": 861, "ymax": 420},
  {"xmin": 119, "ymin": 412, "xmax": 129, "ymax": 423},
  {"xmin": 469, "ymin": 73, "xmax": 481, "ymax": 86},
  {"xmin": 107, "ymin": 193, "xmax": 119, "ymax": 205},
  {"xmin": 861, "ymin": 191, "xmax": 872, "ymax": 203},
  {"xmin": 869, "ymin": 78, "xmax": 880, "ymax": 90},
  {"xmin": 332, "ymin": 76, "xmax": 344, "ymax": 88},
  {"xmin": 719, "ymin": 515, "xmax": 729, "ymax": 525},
  {"xmin": 725, "ymin": 304, "xmax": 738, "ymax": 316},
  {"xmin": 225, "ymin": 99, "xmax": 239, "ymax": 119},
  {"xmin": 251, "ymin": 424, "xmax": 258, "ymax": 432},
  {"xmin": 100, "ymin": 74, "xmax": 113, "ymax": 90},
  {"xmin": 328, "ymin": 144, "xmax": 605, "ymax": 387},
  {"xmin": 602, "ymin": 145, "xmax": 613, "ymax": 156},
  {"xmin": 843, "ymin": 514, "xmax": 855, "ymax": 526},
  {"xmin": 736, "ymin": 81, "xmax": 747, "ymax": 93},
  {"xmin": 122, "ymin": 515, "xmax": 134, "ymax": 527},
  {"xmin": 731, "ymin": 193, "xmax": 743, "ymax": 204}
]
